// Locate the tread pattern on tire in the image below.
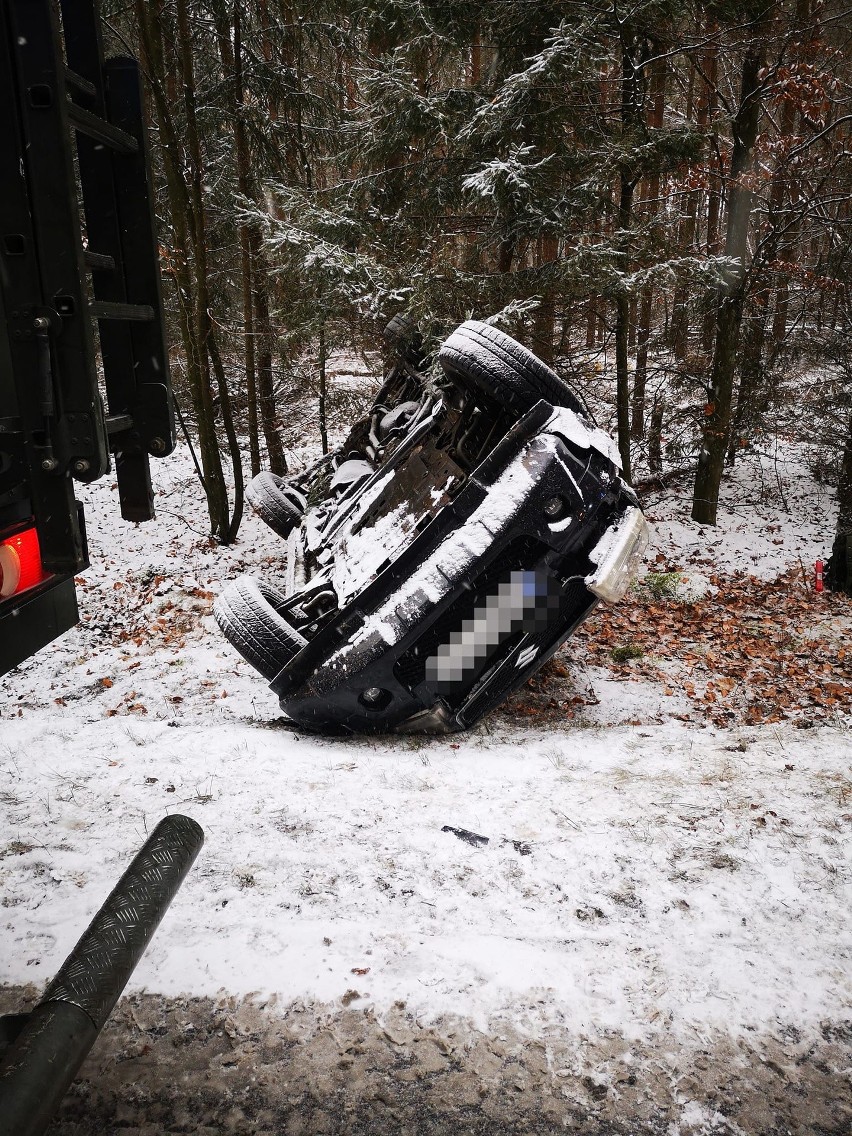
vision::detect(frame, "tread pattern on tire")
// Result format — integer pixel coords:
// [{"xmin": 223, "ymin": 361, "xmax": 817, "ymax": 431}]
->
[
  {"xmin": 214, "ymin": 575, "xmax": 308, "ymax": 681},
  {"xmin": 439, "ymin": 320, "xmax": 586, "ymax": 416},
  {"xmin": 247, "ymin": 472, "xmax": 305, "ymax": 539},
  {"xmin": 383, "ymin": 312, "xmax": 418, "ymax": 347}
]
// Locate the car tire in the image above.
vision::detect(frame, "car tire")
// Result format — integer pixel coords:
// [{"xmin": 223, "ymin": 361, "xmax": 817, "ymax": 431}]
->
[
  {"xmin": 439, "ymin": 320, "xmax": 585, "ymax": 416},
  {"xmin": 383, "ymin": 312, "xmax": 425, "ymax": 366},
  {"xmin": 214, "ymin": 575, "xmax": 308, "ymax": 681},
  {"xmin": 383, "ymin": 312, "xmax": 418, "ymax": 349},
  {"xmin": 247, "ymin": 472, "xmax": 306, "ymax": 539}
]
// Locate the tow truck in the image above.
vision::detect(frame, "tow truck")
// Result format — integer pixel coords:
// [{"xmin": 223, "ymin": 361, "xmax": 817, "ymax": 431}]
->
[{"xmin": 0, "ymin": 0, "xmax": 174, "ymax": 676}]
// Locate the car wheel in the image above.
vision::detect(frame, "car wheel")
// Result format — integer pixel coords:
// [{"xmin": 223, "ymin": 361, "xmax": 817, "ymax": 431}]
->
[
  {"xmin": 383, "ymin": 312, "xmax": 425, "ymax": 366},
  {"xmin": 383, "ymin": 312, "xmax": 418, "ymax": 349},
  {"xmin": 247, "ymin": 472, "xmax": 306, "ymax": 539},
  {"xmin": 214, "ymin": 575, "xmax": 308, "ymax": 681},
  {"xmin": 439, "ymin": 320, "xmax": 585, "ymax": 416}
]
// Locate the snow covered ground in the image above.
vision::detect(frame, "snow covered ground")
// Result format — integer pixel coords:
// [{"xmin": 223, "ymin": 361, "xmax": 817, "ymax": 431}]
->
[
  {"xmin": 2, "ymin": 712, "xmax": 850, "ymax": 1039},
  {"xmin": 1, "ymin": 427, "xmax": 850, "ymax": 1133}
]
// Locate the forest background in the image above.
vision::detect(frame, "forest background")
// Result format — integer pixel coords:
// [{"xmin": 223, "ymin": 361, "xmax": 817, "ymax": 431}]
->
[{"xmin": 106, "ymin": 0, "xmax": 850, "ymax": 578}]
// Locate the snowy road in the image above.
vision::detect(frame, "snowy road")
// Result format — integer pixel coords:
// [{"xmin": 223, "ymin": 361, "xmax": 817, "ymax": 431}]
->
[
  {"xmin": 2, "ymin": 717, "xmax": 850, "ymax": 1042},
  {"xmin": 2, "ymin": 715, "xmax": 850, "ymax": 1134}
]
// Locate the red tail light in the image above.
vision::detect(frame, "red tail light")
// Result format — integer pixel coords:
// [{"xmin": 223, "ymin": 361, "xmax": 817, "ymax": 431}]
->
[{"xmin": 0, "ymin": 527, "xmax": 50, "ymax": 599}]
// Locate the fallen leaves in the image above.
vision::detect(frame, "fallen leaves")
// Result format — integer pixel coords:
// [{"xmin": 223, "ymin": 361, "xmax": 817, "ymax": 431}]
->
[{"xmin": 502, "ymin": 569, "xmax": 852, "ymax": 727}]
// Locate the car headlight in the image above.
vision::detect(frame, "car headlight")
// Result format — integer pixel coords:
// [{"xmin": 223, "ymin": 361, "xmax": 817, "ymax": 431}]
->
[{"xmin": 585, "ymin": 507, "xmax": 649, "ymax": 603}]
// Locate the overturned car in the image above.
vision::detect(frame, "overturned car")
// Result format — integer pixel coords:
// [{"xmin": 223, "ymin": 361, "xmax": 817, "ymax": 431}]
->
[{"xmin": 215, "ymin": 320, "xmax": 648, "ymax": 734}]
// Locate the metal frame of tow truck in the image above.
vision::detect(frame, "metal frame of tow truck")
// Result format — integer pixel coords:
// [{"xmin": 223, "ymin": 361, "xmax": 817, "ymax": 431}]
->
[{"xmin": 0, "ymin": 0, "xmax": 174, "ymax": 675}]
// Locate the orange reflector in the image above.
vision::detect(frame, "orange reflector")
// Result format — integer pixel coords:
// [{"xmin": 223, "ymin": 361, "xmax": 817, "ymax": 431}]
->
[{"xmin": 0, "ymin": 527, "xmax": 50, "ymax": 598}]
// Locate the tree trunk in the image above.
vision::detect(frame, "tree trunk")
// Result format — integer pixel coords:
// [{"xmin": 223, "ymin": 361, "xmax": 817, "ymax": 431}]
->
[
  {"xmin": 497, "ymin": 232, "xmax": 516, "ymax": 275},
  {"xmin": 729, "ymin": 286, "xmax": 769, "ymax": 459},
  {"xmin": 701, "ymin": 40, "xmax": 722, "ymax": 357},
  {"xmin": 257, "ymin": 0, "xmax": 278, "ymax": 125},
  {"xmin": 614, "ymin": 171, "xmax": 632, "ymax": 475},
  {"xmin": 673, "ymin": 34, "xmax": 715, "ymax": 359},
  {"xmin": 229, "ymin": 5, "xmax": 260, "ymax": 477},
  {"xmin": 615, "ymin": 285, "xmax": 633, "ymax": 483},
  {"xmin": 219, "ymin": 5, "xmax": 285, "ymax": 478},
  {"xmin": 632, "ymin": 50, "xmax": 666, "ymax": 440},
  {"xmin": 241, "ymin": 238, "xmax": 260, "ymax": 478},
  {"xmin": 174, "ymin": 0, "xmax": 241, "ymax": 542},
  {"xmin": 692, "ymin": 32, "xmax": 767, "ymax": 526},
  {"xmin": 632, "ymin": 284, "xmax": 653, "ymax": 439},
  {"xmin": 470, "ymin": 25, "xmax": 481, "ymax": 86},
  {"xmin": 769, "ymin": 87, "xmax": 801, "ymax": 357},
  {"xmin": 531, "ymin": 234, "xmax": 558, "ymax": 365},
  {"xmin": 318, "ymin": 321, "xmax": 329, "ymax": 455},
  {"xmin": 648, "ymin": 392, "xmax": 664, "ymax": 474},
  {"xmin": 732, "ymin": 65, "xmax": 801, "ymax": 448},
  {"xmin": 135, "ymin": 0, "xmax": 231, "ymax": 540},
  {"xmin": 827, "ymin": 416, "xmax": 852, "ymax": 594},
  {"xmin": 614, "ymin": 20, "xmax": 642, "ymax": 483},
  {"xmin": 208, "ymin": 332, "xmax": 245, "ymax": 544},
  {"xmin": 693, "ymin": 298, "xmax": 742, "ymax": 524},
  {"xmin": 586, "ymin": 298, "xmax": 597, "ymax": 349},
  {"xmin": 253, "ymin": 266, "xmax": 287, "ymax": 475}
]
